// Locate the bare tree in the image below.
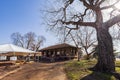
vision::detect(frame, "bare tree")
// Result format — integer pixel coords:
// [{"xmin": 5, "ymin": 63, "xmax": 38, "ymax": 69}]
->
[
  {"xmin": 31, "ymin": 36, "xmax": 46, "ymax": 51},
  {"xmin": 11, "ymin": 32, "xmax": 46, "ymax": 51},
  {"xmin": 69, "ymin": 32, "xmax": 81, "ymax": 61},
  {"xmin": 11, "ymin": 32, "xmax": 24, "ymax": 47},
  {"xmin": 24, "ymin": 32, "xmax": 36, "ymax": 49},
  {"xmin": 77, "ymin": 27, "xmax": 97, "ymax": 59},
  {"xmin": 63, "ymin": 27, "xmax": 96, "ymax": 60},
  {"xmin": 44, "ymin": 0, "xmax": 120, "ymax": 73}
]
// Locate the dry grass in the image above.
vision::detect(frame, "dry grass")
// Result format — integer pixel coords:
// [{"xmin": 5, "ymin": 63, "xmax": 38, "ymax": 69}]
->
[{"xmin": 65, "ymin": 60, "xmax": 120, "ymax": 80}]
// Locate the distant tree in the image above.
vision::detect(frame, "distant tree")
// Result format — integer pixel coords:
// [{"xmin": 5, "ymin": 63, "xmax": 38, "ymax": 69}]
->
[
  {"xmin": 24, "ymin": 32, "xmax": 36, "ymax": 49},
  {"xmin": 69, "ymin": 32, "xmax": 82, "ymax": 61},
  {"xmin": 11, "ymin": 32, "xmax": 46, "ymax": 51},
  {"xmin": 30, "ymin": 36, "xmax": 46, "ymax": 51},
  {"xmin": 62, "ymin": 27, "xmax": 97, "ymax": 60},
  {"xmin": 11, "ymin": 32, "xmax": 24, "ymax": 47},
  {"xmin": 76, "ymin": 27, "xmax": 97, "ymax": 59}
]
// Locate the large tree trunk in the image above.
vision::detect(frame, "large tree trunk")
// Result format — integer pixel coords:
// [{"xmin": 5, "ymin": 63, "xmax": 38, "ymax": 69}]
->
[{"xmin": 93, "ymin": 27, "xmax": 115, "ymax": 73}]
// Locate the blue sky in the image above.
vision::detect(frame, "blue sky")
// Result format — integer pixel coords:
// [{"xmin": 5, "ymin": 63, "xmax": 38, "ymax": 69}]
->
[{"xmin": 0, "ymin": 0, "xmax": 58, "ymax": 48}]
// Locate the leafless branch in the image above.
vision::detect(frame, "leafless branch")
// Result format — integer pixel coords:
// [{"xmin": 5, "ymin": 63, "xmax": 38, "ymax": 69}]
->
[
  {"xmin": 61, "ymin": 20, "xmax": 96, "ymax": 27},
  {"xmin": 101, "ymin": 0, "xmax": 120, "ymax": 10},
  {"xmin": 105, "ymin": 14, "xmax": 120, "ymax": 28},
  {"xmin": 97, "ymin": 0, "xmax": 105, "ymax": 6},
  {"xmin": 80, "ymin": 0, "xmax": 96, "ymax": 10}
]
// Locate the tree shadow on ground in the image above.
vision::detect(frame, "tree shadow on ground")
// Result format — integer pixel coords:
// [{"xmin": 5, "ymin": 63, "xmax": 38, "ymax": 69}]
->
[{"xmin": 80, "ymin": 71, "xmax": 116, "ymax": 80}]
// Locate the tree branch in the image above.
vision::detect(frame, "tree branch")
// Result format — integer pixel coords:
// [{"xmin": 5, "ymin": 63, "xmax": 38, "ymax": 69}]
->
[
  {"xmin": 61, "ymin": 20, "xmax": 96, "ymax": 27},
  {"xmin": 80, "ymin": 0, "xmax": 96, "ymax": 10},
  {"xmin": 70, "ymin": 33, "xmax": 78, "ymax": 47},
  {"xmin": 97, "ymin": 0, "xmax": 105, "ymax": 6},
  {"xmin": 95, "ymin": 0, "xmax": 100, "ymax": 5},
  {"xmin": 105, "ymin": 14, "xmax": 120, "ymax": 28},
  {"xmin": 101, "ymin": 0, "xmax": 120, "ymax": 10}
]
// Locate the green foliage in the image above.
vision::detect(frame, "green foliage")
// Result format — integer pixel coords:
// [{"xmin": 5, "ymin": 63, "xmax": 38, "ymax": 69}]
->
[{"xmin": 64, "ymin": 60, "xmax": 120, "ymax": 80}]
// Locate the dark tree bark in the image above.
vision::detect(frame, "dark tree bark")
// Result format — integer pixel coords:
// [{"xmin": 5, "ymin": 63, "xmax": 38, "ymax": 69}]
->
[{"xmin": 93, "ymin": 27, "xmax": 115, "ymax": 73}]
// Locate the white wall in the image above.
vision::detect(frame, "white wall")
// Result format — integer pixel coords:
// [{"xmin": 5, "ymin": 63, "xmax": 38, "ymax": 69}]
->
[{"xmin": 0, "ymin": 56, "xmax": 7, "ymax": 60}]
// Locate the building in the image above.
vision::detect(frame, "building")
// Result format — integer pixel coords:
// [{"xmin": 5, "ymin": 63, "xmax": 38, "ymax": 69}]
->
[
  {"xmin": 39, "ymin": 43, "xmax": 78, "ymax": 62},
  {"xmin": 0, "ymin": 44, "xmax": 40, "ymax": 61}
]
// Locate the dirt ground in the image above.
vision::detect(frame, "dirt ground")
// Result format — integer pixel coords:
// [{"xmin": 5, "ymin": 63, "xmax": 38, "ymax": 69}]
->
[{"xmin": 1, "ymin": 62, "xmax": 67, "ymax": 80}]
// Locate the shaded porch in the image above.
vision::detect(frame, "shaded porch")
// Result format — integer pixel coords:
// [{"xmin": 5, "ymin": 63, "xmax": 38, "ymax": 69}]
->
[{"xmin": 40, "ymin": 43, "xmax": 77, "ymax": 62}]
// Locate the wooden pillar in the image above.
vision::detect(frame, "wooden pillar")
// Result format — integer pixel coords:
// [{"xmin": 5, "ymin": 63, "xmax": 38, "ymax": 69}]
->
[
  {"xmin": 63, "ymin": 49, "xmax": 66, "ymax": 56},
  {"xmin": 46, "ymin": 50, "xmax": 49, "ymax": 57}
]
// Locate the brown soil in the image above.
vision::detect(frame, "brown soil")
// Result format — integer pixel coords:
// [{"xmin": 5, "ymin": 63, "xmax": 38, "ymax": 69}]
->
[{"xmin": 1, "ymin": 62, "xmax": 67, "ymax": 80}]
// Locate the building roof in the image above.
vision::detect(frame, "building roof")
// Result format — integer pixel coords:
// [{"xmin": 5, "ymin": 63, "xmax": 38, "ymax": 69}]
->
[
  {"xmin": 40, "ymin": 43, "xmax": 77, "ymax": 51},
  {"xmin": 0, "ymin": 44, "xmax": 35, "ymax": 53}
]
